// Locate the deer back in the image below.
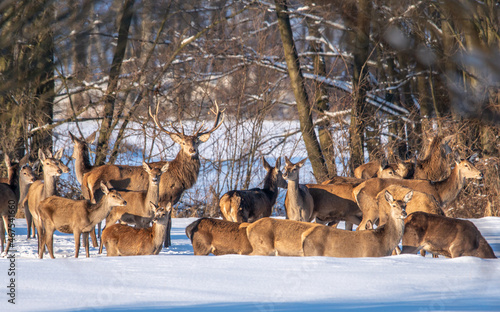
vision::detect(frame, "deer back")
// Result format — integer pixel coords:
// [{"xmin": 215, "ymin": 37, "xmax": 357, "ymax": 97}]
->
[{"xmin": 186, "ymin": 218, "xmax": 252, "ymax": 255}]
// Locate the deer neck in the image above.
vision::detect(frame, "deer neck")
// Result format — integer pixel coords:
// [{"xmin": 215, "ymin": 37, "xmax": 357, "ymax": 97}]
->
[
  {"xmin": 74, "ymin": 148, "xmax": 92, "ymax": 185},
  {"xmin": 18, "ymin": 178, "xmax": 31, "ymax": 204},
  {"xmin": 146, "ymin": 181, "xmax": 160, "ymax": 207},
  {"xmin": 159, "ymin": 151, "xmax": 201, "ymax": 205},
  {"xmin": 286, "ymin": 178, "xmax": 301, "ymax": 206},
  {"xmin": 151, "ymin": 221, "xmax": 168, "ymax": 253},
  {"xmin": 87, "ymin": 196, "xmax": 115, "ymax": 226},
  {"xmin": 379, "ymin": 214, "xmax": 405, "ymax": 254},
  {"xmin": 263, "ymin": 172, "xmax": 279, "ymax": 204},
  {"xmin": 434, "ymin": 165, "xmax": 464, "ymax": 206},
  {"xmin": 43, "ymin": 173, "xmax": 59, "ymax": 199}
]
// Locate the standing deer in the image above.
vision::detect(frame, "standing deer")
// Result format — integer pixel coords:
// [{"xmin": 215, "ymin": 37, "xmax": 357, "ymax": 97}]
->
[
  {"xmin": 246, "ymin": 217, "xmax": 322, "ymax": 256},
  {"xmin": 38, "ymin": 181, "xmax": 127, "ymax": 259},
  {"xmin": 100, "ymin": 202, "xmax": 171, "ymax": 256},
  {"xmin": 0, "ymin": 183, "xmax": 16, "ymax": 254},
  {"xmin": 98, "ymin": 161, "xmax": 169, "ymax": 254},
  {"xmin": 18, "ymin": 163, "xmax": 37, "ymax": 238},
  {"xmin": 302, "ymin": 189, "xmax": 412, "ymax": 257},
  {"xmin": 283, "ymin": 157, "xmax": 314, "ymax": 222},
  {"xmin": 82, "ymin": 102, "xmax": 223, "ymax": 247},
  {"xmin": 69, "ymin": 131, "xmax": 100, "ymax": 247},
  {"xmin": 219, "ymin": 157, "xmax": 287, "ymax": 223},
  {"xmin": 353, "ymin": 158, "xmax": 483, "ymax": 231},
  {"xmin": 185, "ymin": 218, "xmax": 252, "ymax": 256},
  {"xmin": 24, "ymin": 149, "xmax": 70, "ymax": 242},
  {"xmin": 402, "ymin": 212, "xmax": 496, "ymax": 259}
]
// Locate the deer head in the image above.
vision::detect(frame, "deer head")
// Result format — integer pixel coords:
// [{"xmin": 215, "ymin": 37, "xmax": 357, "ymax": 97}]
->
[
  {"xmin": 143, "ymin": 161, "xmax": 169, "ymax": 186},
  {"xmin": 100, "ymin": 181, "xmax": 127, "ymax": 207},
  {"xmin": 283, "ymin": 156, "xmax": 307, "ymax": 182},
  {"xmin": 384, "ymin": 190, "xmax": 412, "ymax": 220},
  {"xmin": 150, "ymin": 201, "xmax": 172, "ymax": 224},
  {"xmin": 69, "ymin": 131, "xmax": 97, "ymax": 160},
  {"xmin": 149, "ymin": 102, "xmax": 224, "ymax": 158},
  {"xmin": 39, "ymin": 148, "xmax": 69, "ymax": 176}
]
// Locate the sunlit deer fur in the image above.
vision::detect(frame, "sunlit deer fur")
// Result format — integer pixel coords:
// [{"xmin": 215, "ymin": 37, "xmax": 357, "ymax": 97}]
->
[
  {"xmin": 354, "ymin": 159, "xmax": 404, "ymax": 180},
  {"xmin": 412, "ymin": 135, "xmax": 454, "ymax": 181},
  {"xmin": 283, "ymin": 157, "xmax": 314, "ymax": 222},
  {"xmin": 402, "ymin": 212, "xmax": 496, "ymax": 259},
  {"xmin": 38, "ymin": 182, "xmax": 127, "ymax": 258},
  {"xmin": 246, "ymin": 217, "xmax": 322, "ymax": 256},
  {"xmin": 101, "ymin": 202, "xmax": 171, "ymax": 257},
  {"xmin": 219, "ymin": 157, "xmax": 287, "ymax": 223},
  {"xmin": 185, "ymin": 218, "xmax": 252, "ymax": 256},
  {"xmin": 302, "ymin": 190, "xmax": 412, "ymax": 258},
  {"xmin": 24, "ymin": 149, "xmax": 69, "ymax": 242},
  {"xmin": 353, "ymin": 158, "xmax": 483, "ymax": 230}
]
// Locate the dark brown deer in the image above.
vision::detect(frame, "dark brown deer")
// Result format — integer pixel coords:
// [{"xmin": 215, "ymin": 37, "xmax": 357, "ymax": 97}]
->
[
  {"xmin": 0, "ymin": 182, "xmax": 16, "ymax": 254},
  {"xmin": 283, "ymin": 157, "xmax": 314, "ymax": 222},
  {"xmin": 185, "ymin": 218, "xmax": 252, "ymax": 256},
  {"xmin": 412, "ymin": 135, "xmax": 454, "ymax": 181},
  {"xmin": 38, "ymin": 181, "xmax": 127, "ymax": 258},
  {"xmin": 24, "ymin": 149, "xmax": 70, "ymax": 242},
  {"xmin": 100, "ymin": 202, "xmax": 171, "ymax": 256},
  {"xmin": 402, "ymin": 212, "xmax": 496, "ymax": 259},
  {"xmin": 302, "ymin": 189, "xmax": 412, "ymax": 257},
  {"xmin": 353, "ymin": 158, "xmax": 483, "ymax": 231},
  {"xmin": 219, "ymin": 157, "xmax": 287, "ymax": 223}
]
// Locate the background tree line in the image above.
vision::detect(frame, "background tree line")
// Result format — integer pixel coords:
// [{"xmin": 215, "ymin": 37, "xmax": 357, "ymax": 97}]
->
[{"xmin": 0, "ymin": 0, "xmax": 499, "ymax": 217}]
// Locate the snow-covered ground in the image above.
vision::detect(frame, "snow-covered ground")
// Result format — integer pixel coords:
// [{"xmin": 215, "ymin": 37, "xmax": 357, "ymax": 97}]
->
[{"xmin": 1, "ymin": 216, "xmax": 499, "ymax": 311}]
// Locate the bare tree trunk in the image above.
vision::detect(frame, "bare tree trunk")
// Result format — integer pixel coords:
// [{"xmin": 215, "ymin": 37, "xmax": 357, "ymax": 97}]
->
[
  {"xmin": 274, "ymin": 0, "xmax": 328, "ymax": 182},
  {"xmin": 95, "ymin": 0, "xmax": 136, "ymax": 166},
  {"xmin": 308, "ymin": 21, "xmax": 337, "ymax": 177},
  {"xmin": 348, "ymin": 0, "xmax": 371, "ymax": 174}
]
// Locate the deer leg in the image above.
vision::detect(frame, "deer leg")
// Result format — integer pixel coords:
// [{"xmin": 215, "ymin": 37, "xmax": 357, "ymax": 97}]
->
[
  {"xmin": 45, "ymin": 229, "xmax": 56, "ymax": 259},
  {"xmin": 164, "ymin": 217, "xmax": 172, "ymax": 248},
  {"xmin": 74, "ymin": 231, "xmax": 81, "ymax": 258},
  {"xmin": 89, "ymin": 227, "xmax": 98, "ymax": 247},
  {"xmin": 26, "ymin": 207, "xmax": 33, "ymax": 239},
  {"xmin": 98, "ymin": 222, "xmax": 101, "ymax": 237},
  {"xmin": 82, "ymin": 232, "xmax": 90, "ymax": 258},
  {"xmin": 0, "ymin": 220, "xmax": 5, "ymax": 253}
]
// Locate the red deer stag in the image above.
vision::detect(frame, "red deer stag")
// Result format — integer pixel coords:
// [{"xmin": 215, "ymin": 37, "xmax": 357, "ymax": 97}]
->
[
  {"xmin": 100, "ymin": 202, "xmax": 171, "ymax": 256},
  {"xmin": 353, "ymin": 158, "xmax": 483, "ymax": 231},
  {"xmin": 283, "ymin": 157, "xmax": 314, "ymax": 222},
  {"xmin": 246, "ymin": 217, "xmax": 322, "ymax": 256},
  {"xmin": 24, "ymin": 149, "xmax": 70, "ymax": 242},
  {"xmin": 302, "ymin": 189, "xmax": 412, "ymax": 257},
  {"xmin": 38, "ymin": 181, "xmax": 127, "ymax": 258},
  {"xmin": 402, "ymin": 212, "xmax": 496, "ymax": 259},
  {"xmin": 219, "ymin": 157, "xmax": 287, "ymax": 223},
  {"xmin": 185, "ymin": 218, "xmax": 252, "ymax": 256}
]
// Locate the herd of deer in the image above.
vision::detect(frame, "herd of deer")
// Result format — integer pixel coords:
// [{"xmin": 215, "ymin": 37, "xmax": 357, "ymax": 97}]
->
[{"xmin": 0, "ymin": 105, "xmax": 497, "ymax": 260}]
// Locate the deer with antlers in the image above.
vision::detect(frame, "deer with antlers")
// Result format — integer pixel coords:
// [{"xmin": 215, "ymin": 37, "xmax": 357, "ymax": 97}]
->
[{"xmin": 81, "ymin": 102, "xmax": 224, "ymax": 247}]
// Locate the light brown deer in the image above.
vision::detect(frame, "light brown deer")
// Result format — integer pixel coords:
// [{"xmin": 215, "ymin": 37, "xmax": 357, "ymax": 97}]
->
[
  {"xmin": 24, "ymin": 149, "xmax": 70, "ymax": 241},
  {"xmin": 353, "ymin": 158, "xmax": 483, "ymax": 230},
  {"xmin": 305, "ymin": 182, "xmax": 363, "ymax": 230},
  {"xmin": 246, "ymin": 217, "xmax": 322, "ymax": 256},
  {"xmin": 402, "ymin": 211, "xmax": 496, "ymax": 259},
  {"xmin": 302, "ymin": 189, "xmax": 412, "ymax": 257},
  {"xmin": 185, "ymin": 218, "xmax": 252, "ymax": 256},
  {"xmin": 100, "ymin": 202, "xmax": 171, "ymax": 256},
  {"xmin": 412, "ymin": 135, "xmax": 454, "ymax": 181},
  {"xmin": 354, "ymin": 159, "xmax": 406, "ymax": 180},
  {"xmin": 38, "ymin": 181, "xmax": 127, "ymax": 259},
  {"xmin": 69, "ymin": 131, "xmax": 100, "ymax": 247},
  {"xmin": 18, "ymin": 163, "xmax": 37, "ymax": 238},
  {"xmin": 283, "ymin": 157, "xmax": 314, "ymax": 222},
  {"xmin": 219, "ymin": 157, "xmax": 287, "ymax": 223}
]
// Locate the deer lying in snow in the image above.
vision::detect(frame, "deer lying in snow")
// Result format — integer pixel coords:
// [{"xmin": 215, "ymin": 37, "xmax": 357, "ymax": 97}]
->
[
  {"xmin": 185, "ymin": 218, "xmax": 252, "ymax": 255},
  {"xmin": 283, "ymin": 157, "xmax": 314, "ymax": 222},
  {"xmin": 219, "ymin": 157, "xmax": 287, "ymax": 223},
  {"xmin": 401, "ymin": 212, "xmax": 496, "ymax": 259},
  {"xmin": 101, "ymin": 202, "xmax": 172, "ymax": 256},
  {"xmin": 246, "ymin": 217, "xmax": 322, "ymax": 256},
  {"xmin": 38, "ymin": 182, "xmax": 127, "ymax": 258},
  {"xmin": 302, "ymin": 189, "xmax": 412, "ymax": 257}
]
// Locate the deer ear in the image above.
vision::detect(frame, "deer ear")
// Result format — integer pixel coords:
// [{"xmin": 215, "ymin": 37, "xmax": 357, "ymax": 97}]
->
[
  {"xmin": 161, "ymin": 162, "xmax": 170, "ymax": 172},
  {"xmin": 100, "ymin": 181, "xmax": 109, "ymax": 195},
  {"xmin": 142, "ymin": 161, "xmax": 151, "ymax": 173},
  {"xmin": 297, "ymin": 158, "xmax": 307, "ymax": 168},
  {"xmin": 275, "ymin": 157, "xmax": 281, "ymax": 170},
  {"xmin": 38, "ymin": 149, "xmax": 46, "ymax": 161},
  {"xmin": 262, "ymin": 157, "xmax": 271, "ymax": 171},
  {"xmin": 86, "ymin": 131, "xmax": 97, "ymax": 143},
  {"xmin": 149, "ymin": 201, "xmax": 158, "ymax": 211},
  {"xmin": 170, "ymin": 133, "xmax": 183, "ymax": 145},
  {"xmin": 54, "ymin": 148, "xmax": 64, "ymax": 160},
  {"xmin": 365, "ymin": 220, "xmax": 373, "ymax": 230},
  {"xmin": 384, "ymin": 190, "xmax": 394, "ymax": 204},
  {"xmin": 69, "ymin": 132, "xmax": 77, "ymax": 142},
  {"xmin": 403, "ymin": 190, "xmax": 413, "ymax": 203},
  {"xmin": 197, "ymin": 133, "xmax": 211, "ymax": 143},
  {"xmin": 285, "ymin": 156, "xmax": 292, "ymax": 166}
]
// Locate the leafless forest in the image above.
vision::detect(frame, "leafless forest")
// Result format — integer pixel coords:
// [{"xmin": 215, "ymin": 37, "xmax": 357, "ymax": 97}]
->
[{"xmin": 0, "ymin": 0, "xmax": 499, "ymax": 218}]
